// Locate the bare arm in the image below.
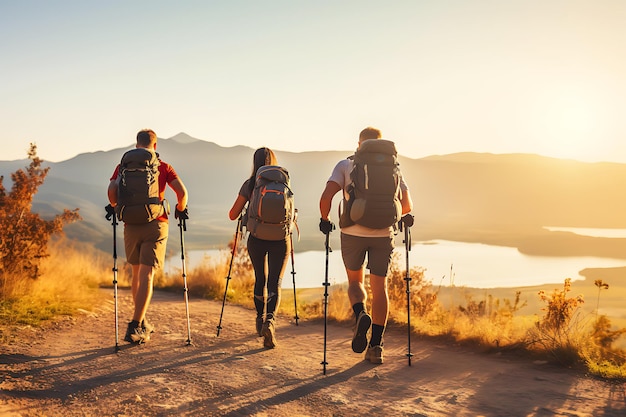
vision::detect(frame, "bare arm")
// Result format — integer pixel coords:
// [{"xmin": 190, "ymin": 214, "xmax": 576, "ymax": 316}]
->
[
  {"xmin": 319, "ymin": 181, "xmax": 342, "ymax": 220},
  {"xmin": 169, "ymin": 178, "xmax": 188, "ymax": 211},
  {"xmin": 400, "ymin": 189, "xmax": 413, "ymax": 215},
  {"xmin": 107, "ymin": 180, "xmax": 118, "ymax": 206},
  {"xmin": 228, "ymin": 195, "xmax": 247, "ymax": 221}
]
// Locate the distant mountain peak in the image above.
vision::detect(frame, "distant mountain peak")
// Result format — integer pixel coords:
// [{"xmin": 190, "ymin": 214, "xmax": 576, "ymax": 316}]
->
[{"xmin": 168, "ymin": 132, "xmax": 199, "ymax": 144}]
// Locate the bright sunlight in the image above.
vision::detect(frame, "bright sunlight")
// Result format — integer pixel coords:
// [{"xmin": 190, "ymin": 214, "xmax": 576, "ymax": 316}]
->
[{"xmin": 531, "ymin": 85, "xmax": 609, "ymax": 161}]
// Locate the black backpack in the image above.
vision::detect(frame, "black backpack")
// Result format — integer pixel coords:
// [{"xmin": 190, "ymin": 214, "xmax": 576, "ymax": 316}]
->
[
  {"xmin": 115, "ymin": 148, "xmax": 163, "ymax": 224},
  {"xmin": 339, "ymin": 139, "xmax": 402, "ymax": 229},
  {"xmin": 246, "ymin": 165, "xmax": 295, "ymax": 240}
]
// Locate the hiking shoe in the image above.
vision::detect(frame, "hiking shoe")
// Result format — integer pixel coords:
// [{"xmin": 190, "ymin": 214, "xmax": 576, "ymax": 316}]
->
[
  {"xmin": 142, "ymin": 318, "xmax": 155, "ymax": 334},
  {"xmin": 352, "ymin": 311, "xmax": 372, "ymax": 353},
  {"xmin": 365, "ymin": 345, "xmax": 384, "ymax": 364},
  {"xmin": 139, "ymin": 327, "xmax": 151, "ymax": 343},
  {"xmin": 124, "ymin": 322, "xmax": 147, "ymax": 344},
  {"xmin": 256, "ymin": 316, "xmax": 264, "ymax": 337},
  {"xmin": 261, "ymin": 320, "xmax": 277, "ymax": 349}
]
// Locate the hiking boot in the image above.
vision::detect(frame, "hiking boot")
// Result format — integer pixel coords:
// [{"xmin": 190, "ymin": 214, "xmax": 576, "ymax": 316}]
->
[
  {"xmin": 365, "ymin": 345, "xmax": 384, "ymax": 364},
  {"xmin": 261, "ymin": 320, "xmax": 277, "ymax": 349},
  {"xmin": 256, "ymin": 316, "xmax": 264, "ymax": 337},
  {"xmin": 124, "ymin": 322, "xmax": 147, "ymax": 344},
  {"xmin": 142, "ymin": 318, "xmax": 155, "ymax": 334},
  {"xmin": 352, "ymin": 311, "xmax": 372, "ymax": 353}
]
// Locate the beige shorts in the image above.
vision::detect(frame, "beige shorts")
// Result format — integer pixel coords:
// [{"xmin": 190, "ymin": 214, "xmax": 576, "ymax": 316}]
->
[
  {"xmin": 124, "ymin": 220, "xmax": 169, "ymax": 268},
  {"xmin": 340, "ymin": 232, "xmax": 394, "ymax": 277}
]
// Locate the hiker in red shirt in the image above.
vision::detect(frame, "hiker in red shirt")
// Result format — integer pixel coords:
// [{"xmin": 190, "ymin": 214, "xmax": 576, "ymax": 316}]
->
[{"xmin": 106, "ymin": 129, "xmax": 188, "ymax": 344}]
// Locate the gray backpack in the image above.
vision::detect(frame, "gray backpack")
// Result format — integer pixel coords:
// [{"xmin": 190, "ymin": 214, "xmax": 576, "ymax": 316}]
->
[
  {"xmin": 246, "ymin": 165, "xmax": 295, "ymax": 240},
  {"xmin": 339, "ymin": 139, "xmax": 402, "ymax": 229},
  {"xmin": 115, "ymin": 148, "xmax": 163, "ymax": 224}
]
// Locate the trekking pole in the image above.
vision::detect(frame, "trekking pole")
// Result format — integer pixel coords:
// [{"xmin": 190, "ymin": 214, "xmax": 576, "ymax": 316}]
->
[
  {"xmin": 178, "ymin": 213, "xmax": 192, "ymax": 346},
  {"xmin": 400, "ymin": 214, "xmax": 415, "ymax": 366},
  {"xmin": 322, "ymin": 231, "xmax": 332, "ymax": 375},
  {"xmin": 217, "ymin": 214, "xmax": 242, "ymax": 336},
  {"xmin": 289, "ymin": 232, "xmax": 299, "ymax": 325},
  {"xmin": 105, "ymin": 205, "xmax": 120, "ymax": 353}
]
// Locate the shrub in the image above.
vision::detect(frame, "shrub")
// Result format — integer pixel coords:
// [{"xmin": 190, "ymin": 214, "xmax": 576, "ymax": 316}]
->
[
  {"xmin": 528, "ymin": 278, "xmax": 586, "ymax": 364},
  {"xmin": 0, "ymin": 144, "xmax": 80, "ymax": 299},
  {"xmin": 387, "ymin": 252, "xmax": 438, "ymax": 323},
  {"xmin": 537, "ymin": 278, "xmax": 584, "ymax": 332}
]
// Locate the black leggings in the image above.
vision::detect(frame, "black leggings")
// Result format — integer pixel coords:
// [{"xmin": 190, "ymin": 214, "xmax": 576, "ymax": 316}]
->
[{"xmin": 247, "ymin": 235, "xmax": 290, "ymax": 320}]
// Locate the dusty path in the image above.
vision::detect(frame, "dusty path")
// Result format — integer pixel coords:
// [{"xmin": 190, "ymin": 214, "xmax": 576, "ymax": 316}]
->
[{"xmin": 1, "ymin": 289, "xmax": 625, "ymax": 417}]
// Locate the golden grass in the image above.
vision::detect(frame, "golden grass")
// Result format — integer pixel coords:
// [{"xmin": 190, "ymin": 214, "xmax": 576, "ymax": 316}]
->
[
  {"xmin": 2, "ymin": 240, "xmax": 625, "ymax": 379},
  {"xmin": 161, "ymin": 249, "xmax": 256, "ymax": 309},
  {"xmin": 167, "ymin": 249, "xmax": 626, "ymax": 378},
  {"xmin": 0, "ymin": 239, "xmax": 108, "ymax": 329}
]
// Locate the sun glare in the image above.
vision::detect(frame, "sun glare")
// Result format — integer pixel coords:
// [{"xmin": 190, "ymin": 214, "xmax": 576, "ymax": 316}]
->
[{"xmin": 531, "ymin": 88, "xmax": 606, "ymax": 161}]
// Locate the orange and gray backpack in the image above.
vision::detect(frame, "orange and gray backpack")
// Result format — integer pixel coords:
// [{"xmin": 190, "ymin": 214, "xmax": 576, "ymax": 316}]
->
[
  {"xmin": 115, "ymin": 148, "xmax": 164, "ymax": 224},
  {"xmin": 339, "ymin": 139, "xmax": 402, "ymax": 229},
  {"xmin": 246, "ymin": 165, "xmax": 295, "ymax": 240}
]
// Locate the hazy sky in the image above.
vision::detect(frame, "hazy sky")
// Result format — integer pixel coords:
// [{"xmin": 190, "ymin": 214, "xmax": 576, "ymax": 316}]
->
[{"xmin": 2, "ymin": 1, "xmax": 626, "ymax": 163}]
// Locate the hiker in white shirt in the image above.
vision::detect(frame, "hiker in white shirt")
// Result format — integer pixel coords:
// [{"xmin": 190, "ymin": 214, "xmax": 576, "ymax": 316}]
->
[{"xmin": 319, "ymin": 127, "xmax": 413, "ymax": 364}]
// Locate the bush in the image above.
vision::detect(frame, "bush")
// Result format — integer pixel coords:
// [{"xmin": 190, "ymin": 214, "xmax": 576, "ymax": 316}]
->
[
  {"xmin": 0, "ymin": 144, "xmax": 80, "ymax": 299},
  {"xmin": 527, "ymin": 278, "xmax": 586, "ymax": 365},
  {"xmin": 387, "ymin": 252, "xmax": 438, "ymax": 323}
]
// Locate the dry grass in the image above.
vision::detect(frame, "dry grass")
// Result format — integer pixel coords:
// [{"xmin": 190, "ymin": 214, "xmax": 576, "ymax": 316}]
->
[
  {"xmin": 161, "ymin": 245, "xmax": 256, "ymax": 310},
  {"xmin": 0, "ymin": 239, "xmax": 108, "ymax": 330},
  {"xmin": 2, "ymin": 240, "xmax": 625, "ymax": 379},
  {"xmin": 170, "ymin": 248, "xmax": 626, "ymax": 378}
]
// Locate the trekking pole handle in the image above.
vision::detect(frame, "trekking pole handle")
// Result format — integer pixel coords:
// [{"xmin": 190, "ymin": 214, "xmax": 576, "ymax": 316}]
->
[
  {"xmin": 105, "ymin": 204, "xmax": 116, "ymax": 222},
  {"xmin": 400, "ymin": 213, "xmax": 414, "ymax": 228},
  {"xmin": 175, "ymin": 207, "xmax": 189, "ymax": 231},
  {"xmin": 319, "ymin": 218, "xmax": 335, "ymax": 235}
]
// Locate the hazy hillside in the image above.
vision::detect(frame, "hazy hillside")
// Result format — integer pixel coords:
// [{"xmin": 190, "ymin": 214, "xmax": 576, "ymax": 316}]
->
[{"xmin": 4, "ymin": 133, "xmax": 626, "ymax": 258}]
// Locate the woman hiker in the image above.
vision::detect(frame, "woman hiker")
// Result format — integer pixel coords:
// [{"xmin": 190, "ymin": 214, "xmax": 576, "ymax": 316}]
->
[{"xmin": 228, "ymin": 147, "xmax": 294, "ymax": 348}]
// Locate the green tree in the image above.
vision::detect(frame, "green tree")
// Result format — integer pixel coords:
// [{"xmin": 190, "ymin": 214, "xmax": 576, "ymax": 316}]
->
[{"xmin": 0, "ymin": 144, "xmax": 81, "ymax": 298}]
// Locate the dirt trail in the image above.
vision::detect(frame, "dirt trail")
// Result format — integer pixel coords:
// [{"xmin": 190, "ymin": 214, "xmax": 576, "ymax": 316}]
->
[{"xmin": 0, "ymin": 289, "xmax": 624, "ymax": 417}]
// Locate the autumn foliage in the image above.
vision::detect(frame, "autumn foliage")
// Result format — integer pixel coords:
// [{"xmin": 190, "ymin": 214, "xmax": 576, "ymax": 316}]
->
[{"xmin": 0, "ymin": 144, "xmax": 81, "ymax": 298}]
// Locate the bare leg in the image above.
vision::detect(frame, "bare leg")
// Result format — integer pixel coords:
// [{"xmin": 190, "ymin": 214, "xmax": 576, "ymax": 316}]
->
[
  {"xmin": 131, "ymin": 264, "xmax": 140, "ymax": 304},
  {"xmin": 132, "ymin": 263, "xmax": 155, "ymax": 323},
  {"xmin": 346, "ymin": 267, "xmax": 366, "ymax": 307},
  {"xmin": 369, "ymin": 274, "xmax": 389, "ymax": 327}
]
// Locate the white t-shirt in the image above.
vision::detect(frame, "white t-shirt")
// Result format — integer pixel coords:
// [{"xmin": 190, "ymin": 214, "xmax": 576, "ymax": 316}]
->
[{"xmin": 327, "ymin": 158, "xmax": 409, "ymax": 238}]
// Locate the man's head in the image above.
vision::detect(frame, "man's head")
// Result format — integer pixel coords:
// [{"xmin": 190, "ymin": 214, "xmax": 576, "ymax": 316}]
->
[
  {"xmin": 358, "ymin": 127, "xmax": 382, "ymax": 144},
  {"xmin": 136, "ymin": 129, "xmax": 158, "ymax": 149}
]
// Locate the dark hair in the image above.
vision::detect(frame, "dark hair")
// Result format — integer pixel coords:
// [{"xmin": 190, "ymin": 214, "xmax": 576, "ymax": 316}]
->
[
  {"xmin": 248, "ymin": 147, "xmax": 277, "ymax": 194},
  {"xmin": 137, "ymin": 129, "xmax": 157, "ymax": 147}
]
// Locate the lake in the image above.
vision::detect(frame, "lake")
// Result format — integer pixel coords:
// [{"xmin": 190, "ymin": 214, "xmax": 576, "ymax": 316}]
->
[{"xmin": 165, "ymin": 227, "xmax": 626, "ymax": 289}]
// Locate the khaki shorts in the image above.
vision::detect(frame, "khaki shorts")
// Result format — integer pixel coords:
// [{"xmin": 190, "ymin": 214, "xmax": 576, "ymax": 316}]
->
[
  {"xmin": 124, "ymin": 221, "xmax": 169, "ymax": 268},
  {"xmin": 340, "ymin": 233, "xmax": 394, "ymax": 277}
]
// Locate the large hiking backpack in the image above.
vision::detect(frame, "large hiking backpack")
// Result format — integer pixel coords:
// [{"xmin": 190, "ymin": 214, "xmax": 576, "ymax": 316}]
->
[
  {"xmin": 115, "ymin": 148, "xmax": 164, "ymax": 224},
  {"xmin": 246, "ymin": 165, "xmax": 295, "ymax": 241},
  {"xmin": 339, "ymin": 139, "xmax": 402, "ymax": 229}
]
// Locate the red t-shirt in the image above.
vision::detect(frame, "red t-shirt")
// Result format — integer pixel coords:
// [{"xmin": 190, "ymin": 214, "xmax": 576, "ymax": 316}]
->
[{"xmin": 110, "ymin": 159, "xmax": 180, "ymax": 222}]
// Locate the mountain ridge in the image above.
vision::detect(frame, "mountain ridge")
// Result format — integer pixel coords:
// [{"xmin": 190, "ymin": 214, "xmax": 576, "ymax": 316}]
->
[{"xmin": 3, "ymin": 133, "xmax": 626, "ymax": 261}]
